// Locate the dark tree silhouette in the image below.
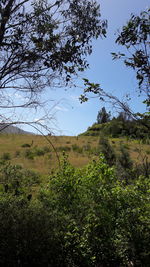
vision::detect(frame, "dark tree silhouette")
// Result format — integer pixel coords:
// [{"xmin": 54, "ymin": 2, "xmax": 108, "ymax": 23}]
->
[
  {"xmin": 97, "ymin": 107, "xmax": 111, "ymax": 124},
  {"xmin": 0, "ymin": 0, "xmax": 107, "ymax": 116}
]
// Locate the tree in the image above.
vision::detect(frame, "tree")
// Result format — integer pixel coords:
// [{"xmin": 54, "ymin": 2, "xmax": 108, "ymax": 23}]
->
[
  {"xmin": 80, "ymin": 9, "xmax": 150, "ymax": 127},
  {"xmin": 116, "ymin": 111, "xmax": 132, "ymax": 122},
  {"xmin": 0, "ymin": 0, "xmax": 107, "ymax": 129},
  {"xmin": 112, "ymin": 9, "xmax": 150, "ymax": 107},
  {"xmin": 97, "ymin": 106, "xmax": 111, "ymax": 124},
  {"xmin": 98, "ymin": 134, "xmax": 116, "ymax": 166}
]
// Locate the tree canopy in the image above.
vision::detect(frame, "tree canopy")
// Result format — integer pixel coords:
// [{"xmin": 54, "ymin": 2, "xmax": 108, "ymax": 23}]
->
[
  {"xmin": 81, "ymin": 9, "xmax": 150, "ymax": 122},
  {"xmin": 0, "ymin": 0, "xmax": 107, "ymax": 126},
  {"xmin": 112, "ymin": 9, "xmax": 150, "ymax": 110},
  {"xmin": 97, "ymin": 107, "xmax": 111, "ymax": 124}
]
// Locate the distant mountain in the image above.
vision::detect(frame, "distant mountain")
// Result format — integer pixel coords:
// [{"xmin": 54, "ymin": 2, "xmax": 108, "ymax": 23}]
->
[{"xmin": 0, "ymin": 123, "xmax": 33, "ymax": 134}]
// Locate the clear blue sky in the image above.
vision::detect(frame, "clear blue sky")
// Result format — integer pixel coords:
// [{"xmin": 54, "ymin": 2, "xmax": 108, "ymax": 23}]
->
[{"xmin": 22, "ymin": 0, "xmax": 149, "ymax": 135}]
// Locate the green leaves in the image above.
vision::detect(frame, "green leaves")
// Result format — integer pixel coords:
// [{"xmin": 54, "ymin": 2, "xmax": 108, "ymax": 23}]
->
[
  {"xmin": 113, "ymin": 9, "xmax": 150, "ymax": 106},
  {"xmin": 111, "ymin": 52, "xmax": 125, "ymax": 60},
  {"xmin": 79, "ymin": 78, "xmax": 103, "ymax": 103},
  {"xmin": 0, "ymin": 155, "xmax": 149, "ymax": 265},
  {"xmin": 0, "ymin": 0, "xmax": 107, "ymax": 107}
]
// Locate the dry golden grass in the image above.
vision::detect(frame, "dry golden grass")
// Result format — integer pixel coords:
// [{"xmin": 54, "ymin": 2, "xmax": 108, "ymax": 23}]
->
[
  {"xmin": 110, "ymin": 138, "xmax": 150, "ymax": 163},
  {"xmin": 0, "ymin": 134, "xmax": 149, "ymax": 175}
]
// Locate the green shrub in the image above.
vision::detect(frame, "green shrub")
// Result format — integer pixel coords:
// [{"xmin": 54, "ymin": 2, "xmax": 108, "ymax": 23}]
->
[
  {"xmin": 116, "ymin": 144, "xmax": 133, "ymax": 182},
  {"xmin": 21, "ymin": 143, "xmax": 31, "ymax": 148},
  {"xmin": 35, "ymin": 147, "xmax": 45, "ymax": 156},
  {"xmin": 82, "ymin": 144, "xmax": 91, "ymax": 151},
  {"xmin": 24, "ymin": 149, "xmax": 34, "ymax": 160},
  {"xmin": 38, "ymin": 156, "xmax": 150, "ymax": 266},
  {"xmin": 117, "ymin": 144, "xmax": 133, "ymax": 169},
  {"xmin": 98, "ymin": 134, "xmax": 116, "ymax": 166},
  {"xmin": 0, "ymin": 156, "xmax": 149, "ymax": 266},
  {"xmin": 120, "ymin": 143, "xmax": 130, "ymax": 150},
  {"xmin": 72, "ymin": 144, "xmax": 83, "ymax": 153},
  {"xmin": 15, "ymin": 150, "xmax": 21, "ymax": 157},
  {"xmin": 0, "ymin": 163, "xmax": 40, "ymax": 195},
  {"xmin": 43, "ymin": 146, "xmax": 51, "ymax": 153},
  {"xmin": 56, "ymin": 146, "xmax": 71, "ymax": 152},
  {"xmin": 141, "ymin": 138, "xmax": 150, "ymax": 144},
  {"xmin": 1, "ymin": 152, "xmax": 11, "ymax": 161},
  {"xmin": 47, "ymin": 153, "xmax": 52, "ymax": 160},
  {"xmin": 24, "ymin": 146, "xmax": 50, "ymax": 158},
  {"xmin": 23, "ymin": 169, "xmax": 40, "ymax": 186}
]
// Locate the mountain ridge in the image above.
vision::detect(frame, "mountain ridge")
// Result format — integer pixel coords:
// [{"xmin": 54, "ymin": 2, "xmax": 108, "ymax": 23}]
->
[{"xmin": 0, "ymin": 123, "xmax": 33, "ymax": 135}]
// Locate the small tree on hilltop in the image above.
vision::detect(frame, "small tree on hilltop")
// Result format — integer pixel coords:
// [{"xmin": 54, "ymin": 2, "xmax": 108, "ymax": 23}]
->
[{"xmin": 97, "ymin": 107, "xmax": 111, "ymax": 124}]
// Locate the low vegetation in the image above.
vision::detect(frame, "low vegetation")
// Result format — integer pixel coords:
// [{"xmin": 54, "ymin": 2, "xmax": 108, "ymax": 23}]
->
[
  {"xmin": 81, "ymin": 108, "xmax": 150, "ymax": 140},
  {"xmin": 0, "ymin": 152, "xmax": 149, "ymax": 266},
  {"xmin": 0, "ymin": 133, "xmax": 149, "ymax": 175},
  {"xmin": 0, "ymin": 115, "xmax": 149, "ymax": 266}
]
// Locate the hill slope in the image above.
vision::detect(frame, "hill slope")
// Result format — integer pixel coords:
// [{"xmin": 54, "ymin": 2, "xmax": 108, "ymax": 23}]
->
[
  {"xmin": 80, "ymin": 119, "xmax": 150, "ymax": 139},
  {"xmin": 0, "ymin": 123, "xmax": 32, "ymax": 134}
]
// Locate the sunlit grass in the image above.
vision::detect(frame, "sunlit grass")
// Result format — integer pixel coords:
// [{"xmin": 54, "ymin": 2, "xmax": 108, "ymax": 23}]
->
[{"xmin": 0, "ymin": 134, "xmax": 149, "ymax": 174}]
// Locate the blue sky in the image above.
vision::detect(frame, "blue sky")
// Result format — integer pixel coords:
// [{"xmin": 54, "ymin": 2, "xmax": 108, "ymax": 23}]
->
[{"xmin": 22, "ymin": 0, "xmax": 149, "ymax": 135}]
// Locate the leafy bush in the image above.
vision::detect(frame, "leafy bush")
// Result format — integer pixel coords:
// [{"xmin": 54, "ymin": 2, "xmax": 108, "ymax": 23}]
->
[
  {"xmin": 38, "ymin": 156, "xmax": 150, "ymax": 266},
  {"xmin": 72, "ymin": 144, "xmax": 83, "ymax": 153},
  {"xmin": 34, "ymin": 147, "xmax": 45, "ymax": 156},
  {"xmin": 115, "ymin": 144, "xmax": 133, "ymax": 182},
  {"xmin": 24, "ymin": 149, "xmax": 34, "ymax": 160},
  {"xmin": 0, "ymin": 155, "xmax": 149, "ymax": 266},
  {"xmin": 82, "ymin": 144, "xmax": 91, "ymax": 151},
  {"xmin": 1, "ymin": 152, "xmax": 11, "ymax": 161},
  {"xmin": 47, "ymin": 153, "xmax": 53, "ymax": 160},
  {"xmin": 56, "ymin": 146, "xmax": 71, "ymax": 152},
  {"xmin": 43, "ymin": 146, "xmax": 51, "ymax": 153},
  {"xmin": 15, "ymin": 150, "xmax": 21, "ymax": 157},
  {"xmin": 24, "ymin": 146, "xmax": 51, "ymax": 159},
  {"xmin": 117, "ymin": 144, "xmax": 133, "ymax": 170},
  {"xmin": 0, "ymin": 163, "xmax": 40, "ymax": 195},
  {"xmin": 98, "ymin": 134, "xmax": 116, "ymax": 166},
  {"xmin": 21, "ymin": 143, "xmax": 31, "ymax": 148}
]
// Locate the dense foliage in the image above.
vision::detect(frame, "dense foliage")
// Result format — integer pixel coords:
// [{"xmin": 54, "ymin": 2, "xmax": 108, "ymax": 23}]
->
[
  {"xmin": 112, "ymin": 9, "xmax": 150, "ymax": 109},
  {"xmin": 0, "ymin": 0, "xmax": 106, "ymax": 112},
  {"xmin": 97, "ymin": 107, "xmax": 111, "ymax": 124},
  {"xmin": 0, "ymin": 154, "xmax": 149, "ymax": 266},
  {"xmin": 81, "ymin": 109, "xmax": 150, "ymax": 139}
]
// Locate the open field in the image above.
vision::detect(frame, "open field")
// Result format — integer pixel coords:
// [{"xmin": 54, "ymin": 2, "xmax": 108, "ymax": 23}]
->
[{"xmin": 0, "ymin": 134, "xmax": 149, "ymax": 175}]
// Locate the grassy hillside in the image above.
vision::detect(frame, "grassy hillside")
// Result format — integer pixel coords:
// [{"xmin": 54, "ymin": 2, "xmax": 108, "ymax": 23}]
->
[
  {"xmin": 0, "ymin": 134, "xmax": 149, "ymax": 175},
  {"xmin": 80, "ymin": 118, "xmax": 150, "ymax": 139}
]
